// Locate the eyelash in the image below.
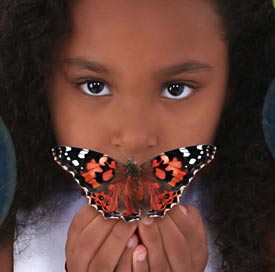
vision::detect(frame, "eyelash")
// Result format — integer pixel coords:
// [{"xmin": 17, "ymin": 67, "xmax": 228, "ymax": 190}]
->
[
  {"xmin": 161, "ymin": 80, "xmax": 198, "ymax": 100},
  {"xmin": 75, "ymin": 78, "xmax": 198, "ymax": 100}
]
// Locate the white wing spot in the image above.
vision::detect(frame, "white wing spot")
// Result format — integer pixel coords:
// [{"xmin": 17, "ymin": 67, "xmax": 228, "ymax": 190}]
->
[
  {"xmin": 78, "ymin": 149, "xmax": 89, "ymax": 159},
  {"xmin": 72, "ymin": 160, "xmax": 80, "ymax": 166},
  {"xmin": 189, "ymin": 158, "xmax": 196, "ymax": 165},
  {"xmin": 66, "ymin": 157, "xmax": 71, "ymax": 161},
  {"xmin": 197, "ymin": 145, "xmax": 203, "ymax": 150},
  {"xmin": 65, "ymin": 147, "xmax": 72, "ymax": 151},
  {"xmin": 65, "ymin": 153, "xmax": 68, "ymax": 156},
  {"xmin": 180, "ymin": 148, "xmax": 190, "ymax": 157},
  {"xmin": 198, "ymin": 155, "xmax": 202, "ymax": 159}
]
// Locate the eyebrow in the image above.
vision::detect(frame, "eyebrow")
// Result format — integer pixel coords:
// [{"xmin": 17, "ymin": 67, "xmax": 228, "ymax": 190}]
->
[
  {"xmin": 63, "ymin": 58, "xmax": 110, "ymax": 74},
  {"xmin": 62, "ymin": 57, "xmax": 213, "ymax": 76},
  {"xmin": 157, "ymin": 61, "xmax": 213, "ymax": 76}
]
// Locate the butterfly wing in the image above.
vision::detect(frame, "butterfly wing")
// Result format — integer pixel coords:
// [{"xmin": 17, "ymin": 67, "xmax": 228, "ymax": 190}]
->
[
  {"xmin": 140, "ymin": 144, "xmax": 216, "ymax": 217},
  {"xmin": 52, "ymin": 146, "xmax": 135, "ymax": 220},
  {"xmin": 52, "ymin": 144, "xmax": 216, "ymax": 222}
]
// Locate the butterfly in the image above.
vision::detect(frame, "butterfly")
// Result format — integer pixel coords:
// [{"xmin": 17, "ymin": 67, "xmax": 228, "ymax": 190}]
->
[{"xmin": 52, "ymin": 144, "xmax": 216, "ymax": 222}]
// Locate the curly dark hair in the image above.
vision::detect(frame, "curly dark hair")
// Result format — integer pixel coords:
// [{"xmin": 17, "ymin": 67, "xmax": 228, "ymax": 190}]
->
[{"xmin": 0, "ymin": 0, "xmax": 275, "ymax": 271}]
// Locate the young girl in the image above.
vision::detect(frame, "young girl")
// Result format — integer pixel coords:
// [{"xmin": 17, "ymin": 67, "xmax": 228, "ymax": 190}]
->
[{"xmin": 0, "ymin": 0, "xmax": 275, "ymax": 271}]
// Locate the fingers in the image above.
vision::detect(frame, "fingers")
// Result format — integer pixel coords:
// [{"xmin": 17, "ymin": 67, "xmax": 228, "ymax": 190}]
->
[
  {"xmin": 137, "ymin": 204, "xmax": 208, "ymax": 272},
  {"xmin": 89, "ymin": 220, "xmax": 137, "ymax": 271},
  {"xmin": 158, "ymin": 213, "xmax": 191, "ymax": 272},
  {"xmin": 138, "ymin": 216, "xmax": 171, "ymax": 271},
  {"xmin": 169, "ymin": 204, "xmax": 208, "ymax": 269},
  {"xmin": 66, "ymin": 207, "xmax": 117, "ymax": 271},
  {"xmin": 66, "ymin": 203, "xmax": 207, "ymax": 272},
  {"xmin": 115, "ymin": 234, "xmax": 138, "ymax": 271},
  {"xmin": 66, "ymin": 204, "xmax": 99, "ymax": 250},
  {"xmin": 133, "ymin": 244, "xmax": 149, "ymax": 272},
  {"xmin": 66, "ymin": 203, "xmax": 141, "ymax": 272},
  {"xmin": 170, "ymin": 204, "xmax": 207, "ymax": 245},
  {"xmin": 115, "ymin": 233, "xmax": 150, "ymax": 272},
  {"xmin": 66, "ymin": 203, "xmax": 139, "ymax": 272}
]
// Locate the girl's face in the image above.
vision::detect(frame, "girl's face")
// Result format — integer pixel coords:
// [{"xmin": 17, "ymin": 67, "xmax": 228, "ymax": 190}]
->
[{"xmin": 49, "ymin": 0, "xmax": 228, "ymax": 163}]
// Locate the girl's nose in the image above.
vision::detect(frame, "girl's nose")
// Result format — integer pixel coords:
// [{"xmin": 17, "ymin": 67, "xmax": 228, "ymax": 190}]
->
[{"xmin": 108, "ymin": 101, "xmax": 159, "ymax": 162}]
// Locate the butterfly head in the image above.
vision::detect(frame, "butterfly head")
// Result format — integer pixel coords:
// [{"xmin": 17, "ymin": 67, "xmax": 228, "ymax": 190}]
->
[{"xmin": 126, "ymin": 158, "xmax": 141, "ymax": 178}]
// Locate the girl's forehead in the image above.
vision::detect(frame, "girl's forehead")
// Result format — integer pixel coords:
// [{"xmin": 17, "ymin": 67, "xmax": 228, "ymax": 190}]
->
[
  {"xmin": 62, "ymin": 0, "xmax": 225, "ymax": 72},
  {"xmin": 68, "ymin": 0, "xmax": 223, "ymax": 43}
]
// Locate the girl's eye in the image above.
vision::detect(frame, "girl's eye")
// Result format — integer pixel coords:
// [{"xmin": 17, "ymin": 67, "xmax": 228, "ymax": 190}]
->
[
  {"xmin": 78, "ymin": 80, "xmax": 111, "ymax": 96},
  {"xmin": 161, "ymin": 82, "xmax": 195, "ymax": 100}
]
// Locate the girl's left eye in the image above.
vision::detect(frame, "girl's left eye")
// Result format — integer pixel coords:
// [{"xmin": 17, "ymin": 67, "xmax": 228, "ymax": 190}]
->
[
  {"xmin": 78, "ymin": 80, "xmax": 111, "ymax": 96},
  {"xmin": 161, "ymin": 82, "xmax": 195, "ymax": 100}
]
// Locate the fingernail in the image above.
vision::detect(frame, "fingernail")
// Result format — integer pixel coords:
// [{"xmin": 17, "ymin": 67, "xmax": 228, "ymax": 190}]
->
[
  {"xmin": 141, "ymin": 216, "xmax": 153, "ymax": 225},
  {"xmin": 137, "ymin": 252, "xmax": 147, "ymax": 262},
  {"xmin": 179, "ymin": 205, "xmax": 187, "ymax": 215},
  {"xmin": 135, "ymin": 245, "xmax": 147, "ymax": 262},
  {"xmin": 127, "ymin": 235, "xmax": 137, "ymax": 248}
]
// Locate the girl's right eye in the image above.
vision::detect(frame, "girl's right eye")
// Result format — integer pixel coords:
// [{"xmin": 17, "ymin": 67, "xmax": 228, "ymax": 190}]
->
[{"xmin": 77, "ymin": 80, "xmax": 112, "ymax": 96}]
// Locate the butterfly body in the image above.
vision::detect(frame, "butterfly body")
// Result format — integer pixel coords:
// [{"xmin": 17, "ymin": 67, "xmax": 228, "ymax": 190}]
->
[
  {"xmin": 126, "ymin": 158, "xmax": 142, "ymax": 179},
  {"xmin": 52, "ymin": 144, "xmax": 216, "ymax": 222}
]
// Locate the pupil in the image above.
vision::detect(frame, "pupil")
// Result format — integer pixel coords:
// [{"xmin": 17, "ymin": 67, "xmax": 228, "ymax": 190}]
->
[
  {"xmin": 88, "ymin": 81, "xmax": 104, "ymax": 94},
  {"xmin": 168, "ymin": 83, "xmax": 184, "ymax": 96}
]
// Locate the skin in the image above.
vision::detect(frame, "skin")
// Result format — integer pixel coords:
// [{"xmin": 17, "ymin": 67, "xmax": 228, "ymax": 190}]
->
[
  {"xmin": 48, "ymin": 0, "xmax": 228, "ymax": 271},
  {"xmin": 0, "ymin": 243, "xmax": 13, "ymax": 272}
]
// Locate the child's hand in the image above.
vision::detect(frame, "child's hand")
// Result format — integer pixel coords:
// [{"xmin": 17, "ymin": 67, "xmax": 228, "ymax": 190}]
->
[
  {"xmin": 66, "ymin": 204, "xmax": 207, "ymax": 272},
  {"xmin": 65, "ymin": 204, "xmax": 138, "ymax": 271},
  {"xmin": 137, "ymin": 204, "xmax": 208, "ymax": 272}
]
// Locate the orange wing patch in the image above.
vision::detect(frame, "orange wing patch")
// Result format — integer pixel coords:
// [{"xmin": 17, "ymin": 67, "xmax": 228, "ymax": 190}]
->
[
  {"xmin": 155, "ymin": 168, "xmax": 166, "ymax": 179},
  {"xmin": 81, "ymin": 173, "xmax": 101, "ymax": 189},
  {"xmin": 81, "ymin": 157, "xmax": 116, "ymax": 187},
  {"xmin": 102, "ymin": 169, "xmax": 114, "ymax": 181},
  {"xmin": 165, "ymin": 157, "xmax": 187, "ymax": 187},
  {"xmin": 80, "ymin": 158, "xmax": 103, "ymax": 188}
]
